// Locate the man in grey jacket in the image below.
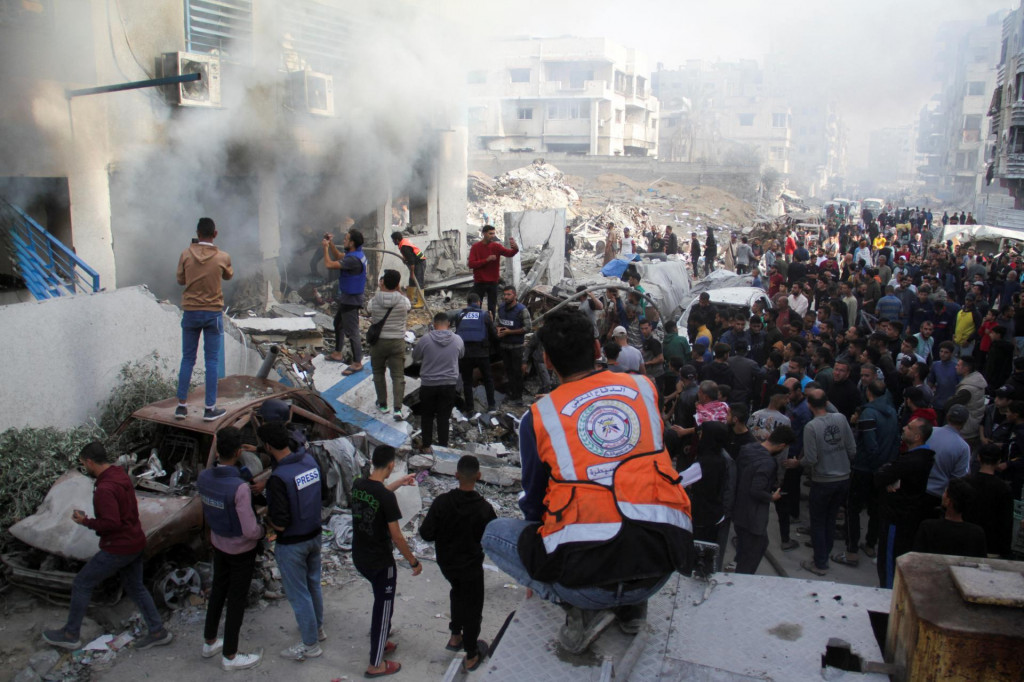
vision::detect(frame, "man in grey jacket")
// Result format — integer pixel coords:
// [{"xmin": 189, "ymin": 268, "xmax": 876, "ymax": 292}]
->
[
  {"xmin": 368, "ymin": 269, "xmax": 412, "ymax": 420},
  {"xmin": 784, "ymin": 387, "xmax": 856, "ymax": 576},
  {"xmin": 732, "ymin": 426, "xmax": 796, "ymax": 574},
  {"xmin": 413, "ymin": 312, "xmax": 465, "ymax": 453}
]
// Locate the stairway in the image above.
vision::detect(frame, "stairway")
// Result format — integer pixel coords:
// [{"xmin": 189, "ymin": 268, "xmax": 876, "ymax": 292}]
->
[{"xmin": 0, "ymin": 198, "xmax": 100, "ymax": 300}]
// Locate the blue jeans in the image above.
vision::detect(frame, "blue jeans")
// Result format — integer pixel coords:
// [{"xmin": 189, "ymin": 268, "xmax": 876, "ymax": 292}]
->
[
  {"xmin": 482, "ymin": 518, "xmax": 671, "ymax": 609},
  {"xmin": 177, "ymin": 310, "xmax": 223, "ymax": 407},
  {"xmin": 275, "ymin": 537, "xmax": 323, "ymax": 646},
  {"xmin": 66, "ymin": 550, "xmax": 163, "ymax": 637},
  {"xmin": 809, "ymin": 479, "xmax": 850, "ymax": 570}
]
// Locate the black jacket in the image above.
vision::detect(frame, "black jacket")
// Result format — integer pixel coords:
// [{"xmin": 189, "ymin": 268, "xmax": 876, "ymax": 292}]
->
[
  {"xmin": 732, "ymin": 442, "xmax": 778, "ymax": 535},
  {"xmin": 875, "ymin": 446, "xmax": 935, "ymax": 525},
  {"xmin": 700, "ymin": 361, "xmax": 737, "ymax": 390},
  {"xmin": 419, "ymin": 489, "xmax": 496, "ymax": 571}
]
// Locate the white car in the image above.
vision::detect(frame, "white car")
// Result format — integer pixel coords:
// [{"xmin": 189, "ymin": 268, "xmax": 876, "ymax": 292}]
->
[{"xmin": 677, "ymin": 287, "xmax": 773, "ymax": 336}]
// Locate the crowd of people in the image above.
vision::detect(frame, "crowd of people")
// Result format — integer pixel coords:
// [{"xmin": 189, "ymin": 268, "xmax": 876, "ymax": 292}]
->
[
  {"xmin": 40, "ymin": 213, "xmax": 1024, "ymax": 674},
  {"xmin": 650, "ymin": 205, "xmax": 1023, "ymax": 583}
]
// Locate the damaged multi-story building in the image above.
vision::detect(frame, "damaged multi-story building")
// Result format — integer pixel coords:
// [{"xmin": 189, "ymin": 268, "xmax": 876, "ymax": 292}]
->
[
  {"xmin": 987, "ymin": 0, "xmax": 1024, "ymax": 220},
  {"xmin": 0, "ymin": 0, "xmax": 468, "ymax": 305},
  {"xmin": 653, "ymin": 58, "xmax": 846, "ymax": 198},
  {"xmin": 916, "ymin": 11, "xmax": 1008, "ymax": 213},
  {"xmin": 466, "ymin": 37, "xmax": 659, "ymax": 157}
]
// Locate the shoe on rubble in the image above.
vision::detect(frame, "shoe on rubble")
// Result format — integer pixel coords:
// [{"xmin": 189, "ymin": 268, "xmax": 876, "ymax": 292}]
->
[
  {"xmin": 558, "ymin": 606, "xmax": 615, "ymax": 655},
  {"xmin": 222, "ymin": 649, "xmax": 263, "ymax": 671},
  {"xmin": 135, "ymin": 629, "xmax": 174, "ymax": 649},
  {"xmin": 174, "ymin": 405, "xmax": 188, "ymax": 420},
  {"xmin": 202, "ymin": 638, "xmax": 224, "ymax": 658},
  {"xmin": 279, "ymin": 642, "xmax": 322, "ymax": 661},
  {"xmin": 42, "ymin": 628, "xmax": 81, "ymax": 650}
]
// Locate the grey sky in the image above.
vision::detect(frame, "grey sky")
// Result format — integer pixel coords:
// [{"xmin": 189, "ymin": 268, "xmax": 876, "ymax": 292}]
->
[{"xmin": 442, "ymin": 0, "xmax": 1016, "ymax": 166}]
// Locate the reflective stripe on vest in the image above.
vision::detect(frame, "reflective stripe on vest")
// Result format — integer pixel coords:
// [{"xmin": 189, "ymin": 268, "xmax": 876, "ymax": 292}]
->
[
  {"xmin": 338, "ymin": 247, "xmax": 368, "ymax": 296},
  {"xmin": 530, "ymin": 371, "xmax": 693, "ymax": 554},
  {"xmin": 397, "ymin": 238, "xmax": 425, "ymax": 261},
  {"xmin": 542, "ymin": 522, "xmax": 622, "ymax": 554}
]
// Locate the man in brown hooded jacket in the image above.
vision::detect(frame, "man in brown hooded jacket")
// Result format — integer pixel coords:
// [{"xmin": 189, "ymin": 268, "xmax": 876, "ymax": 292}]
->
[{"xmin": 175, "ymin": 217, "xmax": 233, "ymax": 421}]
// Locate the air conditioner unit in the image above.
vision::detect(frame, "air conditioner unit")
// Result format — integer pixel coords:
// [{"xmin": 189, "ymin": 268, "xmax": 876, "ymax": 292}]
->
[
  {"xmin": 159, "ymin": 52, "xmax": 221, "ymax": 108},
  {"xmin": 287, "ymin": 71, "xmax": 334, "ymax": 116}
]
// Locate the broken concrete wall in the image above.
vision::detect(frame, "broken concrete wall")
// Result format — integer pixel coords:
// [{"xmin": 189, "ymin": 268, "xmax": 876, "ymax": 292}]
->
[
  {"xmin": 0, "ymin": 286, "xmax": 264, "ymax": 432},
  {"xmin": 505, "ymin": 209, "xmax": 566, "ymax": 292}
]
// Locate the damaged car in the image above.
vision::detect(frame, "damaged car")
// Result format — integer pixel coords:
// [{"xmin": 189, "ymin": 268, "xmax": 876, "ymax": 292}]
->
[{"xmin": 1, "ymin": 375, "xmax": 352, "ymax": 609}]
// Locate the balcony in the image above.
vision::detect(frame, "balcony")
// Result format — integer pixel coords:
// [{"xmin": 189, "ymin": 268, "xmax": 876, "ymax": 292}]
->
[
  {"xmin": 1012, "ymin": 101, "xmax": 1024, "ymax": 127},
  {"xmin": 1003, "ymin": 152, "xmax": 1024, "ymax": 178},
  {"xmin": 543, "ymin": 119, "xmax": 592, "ymax": 138},
  {"xmin": 537, "ymin": 80, "xmax": 612, "ymax": 99},
  {"xmin": 623, "ymin": 123, "xmax": 656, "ymax": 148}
]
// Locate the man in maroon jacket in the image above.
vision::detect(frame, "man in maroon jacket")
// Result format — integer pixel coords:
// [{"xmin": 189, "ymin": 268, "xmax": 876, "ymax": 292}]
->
[
  {"xmin": 44, "ymin": 442, "xmax": 173, "ymax": 650},
  {"xmin": 468, "ymin": 225, "xmax": 518, "ymax": 315}
]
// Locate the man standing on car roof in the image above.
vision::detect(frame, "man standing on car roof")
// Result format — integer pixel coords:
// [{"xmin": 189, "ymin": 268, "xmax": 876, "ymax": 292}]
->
[{"xmin": 44, "ymin": 443, "xmax": 174, "ymax": 652}]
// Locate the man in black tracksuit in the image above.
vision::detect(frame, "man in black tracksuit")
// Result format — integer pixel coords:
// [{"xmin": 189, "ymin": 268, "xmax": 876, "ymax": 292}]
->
[{"xmin": 419, "ymin": 455, "xmax": 497, "ymax": 673}]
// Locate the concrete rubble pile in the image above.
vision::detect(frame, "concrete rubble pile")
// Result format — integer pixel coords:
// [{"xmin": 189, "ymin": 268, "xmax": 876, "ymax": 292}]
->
[{"xmin": 467, "ymin": 161, "xmax": 581, "ymax": 233}]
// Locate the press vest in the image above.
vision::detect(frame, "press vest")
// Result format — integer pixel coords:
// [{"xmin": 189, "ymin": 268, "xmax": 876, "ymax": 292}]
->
[
  {"xmin": 197, "ymin": 466, "xmax": 245, "ymax": 538},
  {"xmin": 338, "ymin": 247, "xmax": 367, "ymax": 296},
  {"xmin": 397, "ymin": 238, "xmax": 425, "ymax": 262},
  {"xmin": 529, "ymin": 372, "xmax": 693, "ymax": 556},
  {"xmin": 497, "ymin": 302, "xmax": 526, "ymax": 345},
  {"xmin": 457, "ymin": 306, "xmax": 486, "ymax": 343},
  {"xmin": 270, "ymin": 450, "xmax": 322, "ymax": 539}
]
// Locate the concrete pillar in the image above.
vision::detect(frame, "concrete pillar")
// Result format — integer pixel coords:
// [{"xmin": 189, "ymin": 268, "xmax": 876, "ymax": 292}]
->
[
  {"xmin": 590, "ymin": 99, "xmax": 599, "ymax": 155},
  {"xmin": 436, "ymin": 126, "xmax": 468, "ymax": 261},
  {"xmin": 66, "ymin": 89, "xmax": 117, "ymax": 288},
  {"xmin": 257, "ymin": 167, "xmax": 281, "ymax": 294}
]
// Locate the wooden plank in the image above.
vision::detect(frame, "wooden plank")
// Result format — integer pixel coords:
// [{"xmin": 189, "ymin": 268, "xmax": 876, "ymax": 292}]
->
[{"xmin": 950, "ymin": 565, "xmax": 1024, "ymax": 607}]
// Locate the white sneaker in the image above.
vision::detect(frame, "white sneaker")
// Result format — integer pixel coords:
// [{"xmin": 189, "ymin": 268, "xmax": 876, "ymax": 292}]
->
[
  {"xmin": 202, "ymin": 638, "xmax": 224, "ymax": 658},
  {"xmin": 222, "ymin": 649, "xmax": 262, "ymax": 671},
  {"xmin": 279, "ymin": 642, "xmax": 323, "ymax": 661},
  {"xmin": 317, "ymin": 626, "xmax": 326, "ymax": 642}
]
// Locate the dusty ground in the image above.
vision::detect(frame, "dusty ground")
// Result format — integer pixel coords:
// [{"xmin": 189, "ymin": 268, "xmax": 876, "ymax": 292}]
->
[
  {"xmin": 0, "ymin": 486, "xmax": 881, "ymax": 682},
  {"xmin": 0, "ymin": 551, "xmax": 524, "ymax": 682}
]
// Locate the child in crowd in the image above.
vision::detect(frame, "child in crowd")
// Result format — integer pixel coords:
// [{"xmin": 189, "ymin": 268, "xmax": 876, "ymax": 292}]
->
[{"xmin": 419, "ymin": 455, "xmax": 497, "ymax": 673}]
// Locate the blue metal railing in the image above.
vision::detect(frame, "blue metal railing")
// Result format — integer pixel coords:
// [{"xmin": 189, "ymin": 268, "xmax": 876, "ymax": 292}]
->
[{"xmin": 0, "ymin": 198, "xmax": 100, "ymax": 300}]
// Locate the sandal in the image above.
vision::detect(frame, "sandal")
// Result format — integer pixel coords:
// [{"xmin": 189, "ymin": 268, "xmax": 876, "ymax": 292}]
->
[
  {"xmin": 831, "ymin": 552, "xmax": 859, "ymax": 567},
  {"xmin": 463, "ymin": 641, "xmax": 490, "ymax": 672},
  {"xmin": 365, "ymin": 660, "xmax": 401, "ymax": 678},
  {"xmin": 384, "ymin": 641, "xmax": 397, "ymax": 654},
  {"xmin": 341, "ymin": 365, "xmax": 363, "ymax": 376},
  {"xmin": 444, "ymin": 637, "xmax": 462, "ymax": 652}
]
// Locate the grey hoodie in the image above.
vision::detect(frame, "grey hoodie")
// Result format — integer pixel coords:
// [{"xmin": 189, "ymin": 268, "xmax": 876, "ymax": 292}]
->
[{"xmin": 413, "ymin": 329, "xmax": 465, "ymax": 386}]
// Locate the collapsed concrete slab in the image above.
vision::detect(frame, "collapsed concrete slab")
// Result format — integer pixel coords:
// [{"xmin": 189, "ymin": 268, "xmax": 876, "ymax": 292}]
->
[
  {"xmin": 311, "ymin": 355, "xmax": 420, "ymax": 449},
  {"xmin": 0, "ymin": 286, "xmax": 264, "ymax": 432},
  {"xmin": 233, "ymin": 317, "xmax": 318, "ymax": 334},
  {"xmin": 408, "ymin": 446, "xmax": 521, "ymax": 487},
  {"xmin": 505, "ymin": 209, "xmax": 567, "ymax": 292}
]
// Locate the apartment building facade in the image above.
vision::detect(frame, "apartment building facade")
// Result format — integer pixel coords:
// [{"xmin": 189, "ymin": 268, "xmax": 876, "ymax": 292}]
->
[
  {"xmin": 467, "ymin": 37, "xmax": 659, "ymax": 157},
  {"xmin": 989, "ymin": 2, "xmax": 1024, "ymax": 209}
]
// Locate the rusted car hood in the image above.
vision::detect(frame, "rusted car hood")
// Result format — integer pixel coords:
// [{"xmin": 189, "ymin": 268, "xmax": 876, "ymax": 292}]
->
[{"xmin": 9, "ymin": 470, "xmax": 196, "ymax": 562}]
